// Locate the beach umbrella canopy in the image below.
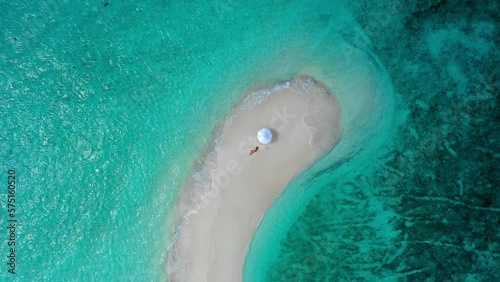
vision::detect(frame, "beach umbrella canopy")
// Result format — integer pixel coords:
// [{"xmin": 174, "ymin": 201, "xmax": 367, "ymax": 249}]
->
[{"xmin": 257, "ymin": 128, "xmax": 272, "ymax": 144}]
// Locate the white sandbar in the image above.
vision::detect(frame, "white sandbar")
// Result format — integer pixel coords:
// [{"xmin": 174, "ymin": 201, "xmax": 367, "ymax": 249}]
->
[{"xmin": 168, "ymin": 76, "xmax": 342, "ymax": 282}]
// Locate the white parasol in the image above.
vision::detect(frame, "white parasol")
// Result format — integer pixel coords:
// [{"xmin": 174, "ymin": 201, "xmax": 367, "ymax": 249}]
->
[{"xmin": 257, "ymin": 128, "xmax": 273, "ymax": 144}]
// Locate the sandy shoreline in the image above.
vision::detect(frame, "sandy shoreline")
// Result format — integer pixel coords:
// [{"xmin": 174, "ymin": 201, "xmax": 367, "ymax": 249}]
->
[{"xmin": 167, "ymin": 76, "xmax": 342, "ymax": 282}]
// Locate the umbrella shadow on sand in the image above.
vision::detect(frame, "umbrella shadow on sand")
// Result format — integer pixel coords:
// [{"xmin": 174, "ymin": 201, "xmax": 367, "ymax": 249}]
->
[{"xmin": 269, "ymin": 128, "xmax": 279, "ymax": 143}]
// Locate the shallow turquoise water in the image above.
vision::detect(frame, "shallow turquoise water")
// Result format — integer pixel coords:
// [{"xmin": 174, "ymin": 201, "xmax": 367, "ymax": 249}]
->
[
  {"xmin": 1, "ymin": 1, "xmax": 269, "ymax": 280},
  {"xmin": 1, "ymin": 0, "xmax": 498, "ymax": 281}
]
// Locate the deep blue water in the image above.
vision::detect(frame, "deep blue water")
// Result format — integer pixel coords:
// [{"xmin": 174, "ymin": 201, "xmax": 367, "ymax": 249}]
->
[{"xmin": 1, "ymin": 0, "xmax": 498, "ymax": 281}]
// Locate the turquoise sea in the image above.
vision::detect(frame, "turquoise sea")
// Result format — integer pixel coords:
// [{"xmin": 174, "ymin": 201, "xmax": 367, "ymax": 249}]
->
[{"xmin": 1, "ymin": 0, "xmax": 498, "ymax": 281}]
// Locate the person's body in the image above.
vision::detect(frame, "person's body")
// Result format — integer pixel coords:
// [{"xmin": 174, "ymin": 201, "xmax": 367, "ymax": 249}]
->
[{"xmin": 249, "ymin": 146, "xmax": 259, "ymax": 155}]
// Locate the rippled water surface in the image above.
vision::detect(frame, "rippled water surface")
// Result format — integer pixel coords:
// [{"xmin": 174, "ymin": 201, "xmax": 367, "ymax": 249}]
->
[{"xmin": 1, "ymin": 0, "xmax": 498, "ymax": 281}]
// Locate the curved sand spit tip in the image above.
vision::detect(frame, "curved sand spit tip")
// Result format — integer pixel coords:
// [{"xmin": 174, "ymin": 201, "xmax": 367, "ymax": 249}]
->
[{"xmin": 167, "ymin": 75, "xmax": 342, "ymax": 282}]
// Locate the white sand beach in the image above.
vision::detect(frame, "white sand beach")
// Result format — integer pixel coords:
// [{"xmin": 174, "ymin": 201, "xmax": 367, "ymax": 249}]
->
[{"xmin": 168, "ymin": 76, "xmax": 342, "ymax": 282}]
